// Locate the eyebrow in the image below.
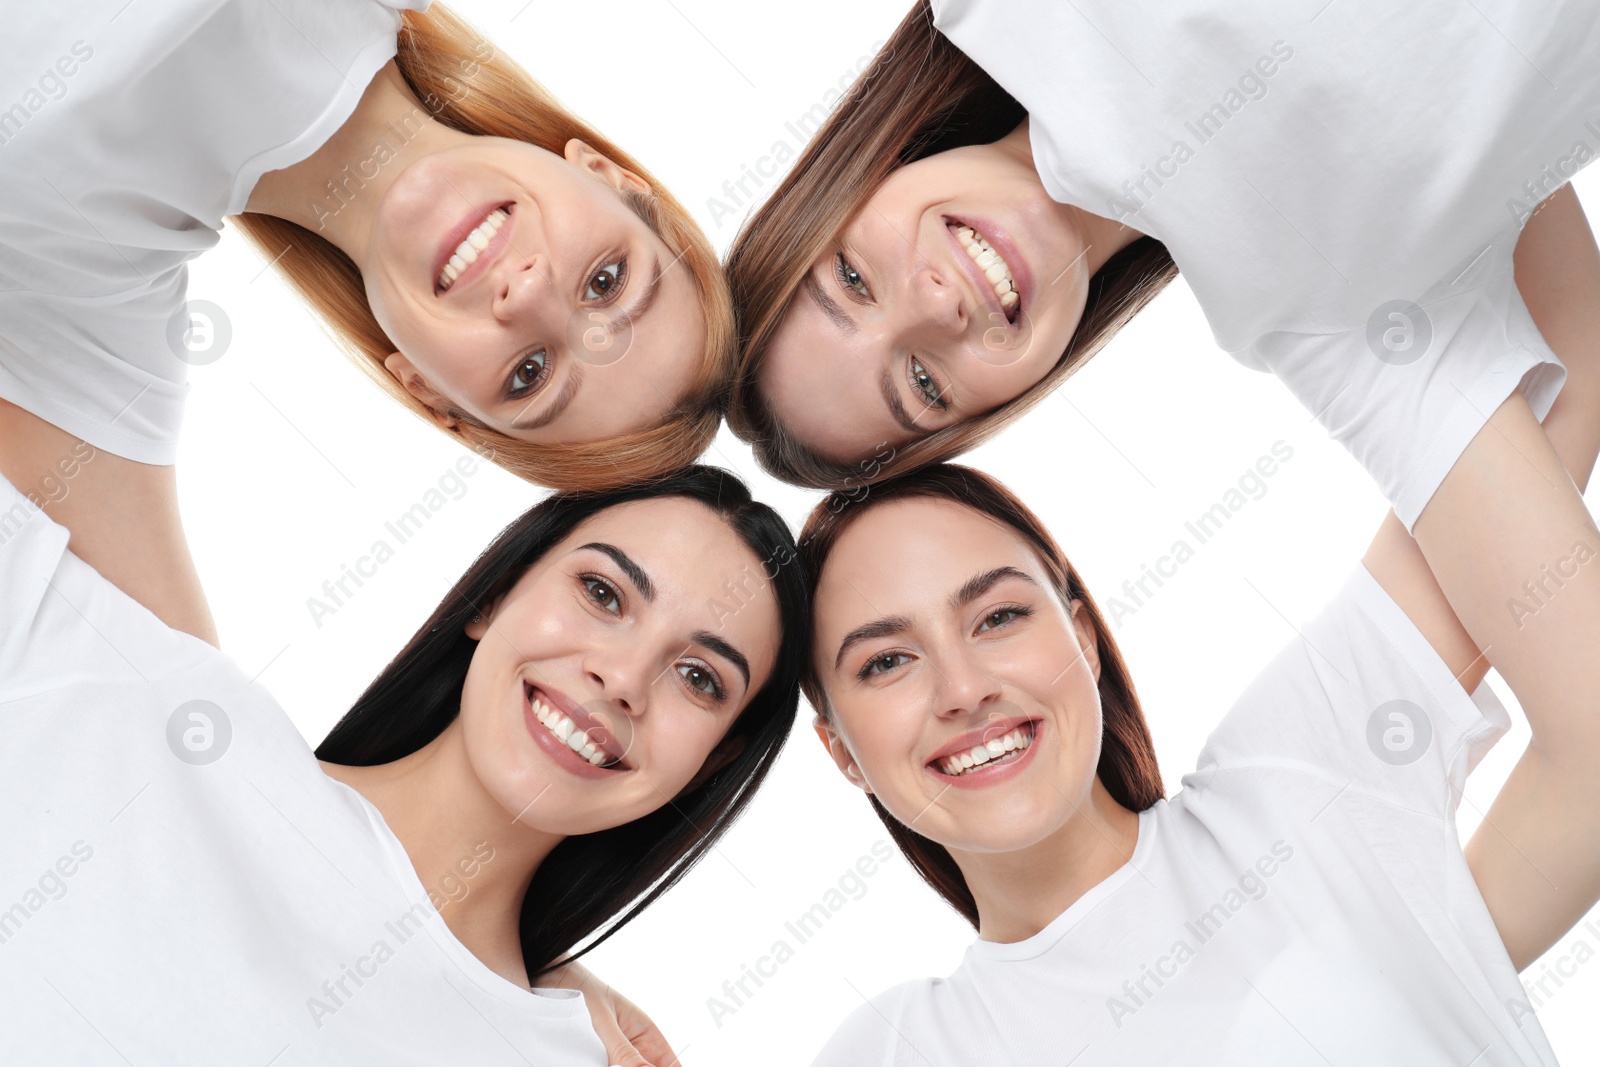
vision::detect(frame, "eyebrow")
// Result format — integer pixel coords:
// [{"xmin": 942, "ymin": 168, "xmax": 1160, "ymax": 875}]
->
[
  {"xmin": 802, "ymin": 270, "xmax": 858, "ymax": 335},
  {"xmin": 878, "ymin": 365, "xmax": 925, "ymax": 435},
  {"xmin": 509, "ymin": 362, "xmax": 585, "ymax": 432},
  {"xmin": 833, "ymin": 614, "xmax": 913, "ymax": 670},
  {"xmin": 950, "ymin": 567, "xmax": 1036, "ymax": 610},
  {"xmin": 579, "ymin": 542, "xmax": 655, "ymax": 602},
  {"xmin": 694, "ymin": 629, "xmax": 751, "ymax": 689}
]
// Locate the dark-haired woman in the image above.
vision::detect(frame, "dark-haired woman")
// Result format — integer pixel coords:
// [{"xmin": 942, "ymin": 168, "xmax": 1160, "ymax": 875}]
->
[
  {"xmin": 0, "ymin": 445, "xmax": 806, "ymax": 1063},
  {"xmin": 798, "ymin": 430, "xmax": 1600, "ymax": 1061}
]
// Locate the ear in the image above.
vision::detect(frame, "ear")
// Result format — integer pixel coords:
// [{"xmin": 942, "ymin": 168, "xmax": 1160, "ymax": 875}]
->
[
  {"xmin": 384, "ymin": 352, "xmax": 459, "ymax": 430},
  {"xmin": 1068, "ymin": 599, "xmax": 1103, "ymax": 682},
  {"xmin": 683, "ymin": 733, "xmax": 748, "ymax": 794},
  {"xmin": 813, "ymin": 714, "xmax": 872, "ymax": 794},
  {"xmin": 463, "ymin": 596, "xmax": 504, "ymax": 641},
  {"xmin": 562, "ymin": 138, "xmax": 652, "ymax": 197}
]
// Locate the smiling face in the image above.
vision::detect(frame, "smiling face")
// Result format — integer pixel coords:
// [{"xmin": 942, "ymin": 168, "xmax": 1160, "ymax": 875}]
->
[
  {"xmin": 758, "ymin": 125, "xmax": 1122, "ymax": 466},
  {"xmin": 365, "ymin": 139, "xmax": 707, "ymax": 445},
  {"xmin": 811, "ymin": 497, "xmax": 1105, "ymax": 855},
  {"xmin": 456, "ymin": 496, "xmax": 782, "ymax": 837}
]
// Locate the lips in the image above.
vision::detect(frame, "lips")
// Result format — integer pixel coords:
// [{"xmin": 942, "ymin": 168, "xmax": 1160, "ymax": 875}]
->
[
  {"xmin": 925, "ymin": 715, "xmax": 1042, "ymax": 786},
  {"xmin": 523, "ymin": 681, "xmax": 631, "ymax": 772},
  {"xmin": 432, "ymin": 201, "xmax": 515, "ymax": 296},
  {"xmin": 944, "ymin": 215, "xmax": 1032, "ymax": 327}
]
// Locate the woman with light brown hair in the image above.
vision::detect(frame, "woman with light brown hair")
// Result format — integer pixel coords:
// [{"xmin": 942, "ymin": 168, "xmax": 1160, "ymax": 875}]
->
[{"xmin": 0, "ymin": 0, "xmax": 732, "ymax": 643}]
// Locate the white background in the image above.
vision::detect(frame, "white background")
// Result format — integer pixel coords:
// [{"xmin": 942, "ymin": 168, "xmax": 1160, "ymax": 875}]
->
[{"xmin": 170, "ymin": 0, "xmax": 1600, "ymax": 1062}]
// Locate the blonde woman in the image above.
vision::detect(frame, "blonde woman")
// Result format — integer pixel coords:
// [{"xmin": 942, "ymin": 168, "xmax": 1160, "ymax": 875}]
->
[{"xmin": 0, "ymin": 0, "xmax": 730, "ymax": 641}]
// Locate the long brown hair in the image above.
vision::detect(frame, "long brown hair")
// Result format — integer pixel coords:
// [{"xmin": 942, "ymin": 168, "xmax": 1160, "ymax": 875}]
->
[
  {"xmin": 726, "ymin": 0, "xmax": 1177, "ymax": 490},
  {"xmin": 318, "ymin": 465, "xmax": 809, "ymax": 978},
  {"xmin": 797, "ymin": 464, "xmax": 1163, "ymax": 927},
  {"xmin": 231, "ymin": 4, "xmax": 732, "ymax": 491}
]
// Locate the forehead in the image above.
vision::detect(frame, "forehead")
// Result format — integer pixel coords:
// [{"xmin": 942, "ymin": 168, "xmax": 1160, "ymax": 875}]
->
[
  {"xmin": 815, "ymin": 498, "xmax": 1045, "ymax": 626},
  {"xmin": 761, "ymin": 291, "xmax": 915, "ymax": 465}
]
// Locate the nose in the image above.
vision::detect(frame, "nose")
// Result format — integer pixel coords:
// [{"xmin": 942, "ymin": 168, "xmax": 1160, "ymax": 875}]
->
[
  {"xmin": 492, "ymin": 253, "xmax": 563, "ymax": 330},
  {"xmin": 581, "ymin": 637, "xmax": 651, "ymax": 721},
  {"xmin": 902, "ymin": 263, "xmax": 966, "ymax": 341},
  {"xmin": 930, "ymin": 644, "xmax": 1003, "ymax": 721}
]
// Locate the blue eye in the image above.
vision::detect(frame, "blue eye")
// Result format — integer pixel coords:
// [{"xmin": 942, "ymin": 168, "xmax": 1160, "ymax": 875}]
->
[
  {"xmin": 859, "ymin": 651, "xmax": 913, "ymax": 680},
  {"xmin": 582, "ymin": 576, "xmax": 621, "ymax": 614}
]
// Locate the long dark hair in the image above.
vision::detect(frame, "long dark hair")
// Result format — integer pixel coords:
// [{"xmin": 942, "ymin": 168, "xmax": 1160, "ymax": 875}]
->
[
  {"xmin": 316, "ymin": 466, "xmax": 807, "ymax": 977},
  {"xmin": 797, "ymin": 464, "xmax": 1162, "ymax": 927},
  {"xmin": 726, "ymin": 0, "xmax": 1177, "ymax": 489}
]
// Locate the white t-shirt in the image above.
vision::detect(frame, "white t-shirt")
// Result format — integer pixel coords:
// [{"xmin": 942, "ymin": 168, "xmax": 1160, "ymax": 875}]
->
[
  {"xmin": 931, "ymin": 0, "xmax": 1600, "ymax": 530},
  {"xmin": 0, "ymin": 0, "xmax": 427, "ymax": 465},
  {"xmin": 0, "ymin": 475, "xmax": 612, "ymax": 1065},
  {"xmin": 813, "ymin": 564, "xmax": 1555, "ymax": 1065}
]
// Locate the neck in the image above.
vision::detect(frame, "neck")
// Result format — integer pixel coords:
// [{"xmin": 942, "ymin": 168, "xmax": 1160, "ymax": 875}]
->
[
  {"xmin": 244, "ymin": 59, "xmax": 465, "ymax": 269},
  {"xmin": 996, "ymin": 117, "xmax": 1148, "ymax": 273},
  {"xmin": 320, "ymin": 723, "xmax": 564, "ymax": 988},
  {"xmin": 953, "ymin": 776, "xmax": 1141, "ymax": 944}
]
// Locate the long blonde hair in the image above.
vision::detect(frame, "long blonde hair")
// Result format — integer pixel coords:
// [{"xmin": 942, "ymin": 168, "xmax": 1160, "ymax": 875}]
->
[
  {"xmin": 725, "ymin": 0, "xmax": 1177, "ymax": 490},
  {"xmin": 232, "ymin": 4, "xmax": 733, "ymax": 491}
]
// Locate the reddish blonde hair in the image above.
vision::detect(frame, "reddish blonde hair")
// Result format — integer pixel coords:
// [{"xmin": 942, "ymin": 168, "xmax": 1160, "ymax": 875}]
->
[{"xmin": 232, "ymin": 4, "xmax": 732, "ymax": 490}]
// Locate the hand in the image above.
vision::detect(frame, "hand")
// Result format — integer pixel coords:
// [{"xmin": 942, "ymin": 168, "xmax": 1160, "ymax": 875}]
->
[{"xmin": 534, "ymin": 960, "xmax": 681, "ymax": 1067}]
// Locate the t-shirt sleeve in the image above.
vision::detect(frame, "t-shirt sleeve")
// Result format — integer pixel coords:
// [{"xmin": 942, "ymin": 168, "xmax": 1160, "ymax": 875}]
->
[
  {"xmin": 1236, "ymin": 224, "xmax": 1566, "ymax": 533},
  {"xmin": 0, "ymin": 271, "xmax": 191, "ymax": 466},
  {"xmin": 1192, "ymin": 564, "xmax": 1510, "ymax": 820}
]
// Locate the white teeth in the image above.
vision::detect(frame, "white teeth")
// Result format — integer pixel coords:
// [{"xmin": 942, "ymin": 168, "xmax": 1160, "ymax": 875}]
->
[
  {"xmin": 952, "ymin": 224, "xmax": 1019, "ymax": 312},
  {"xmin": 938, "ymin": 725, "xmax": 1035, "ymax": 776},
  {"xmin": 437, "ymin": 208, "xmax": 508, "ymax": 291},
  {"xmin": 530, "ymin": 694, "xmax": 616, "ymax": 769}
]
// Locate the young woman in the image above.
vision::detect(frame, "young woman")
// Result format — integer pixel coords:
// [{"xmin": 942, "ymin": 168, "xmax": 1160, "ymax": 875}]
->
[
  {"xmin": 728, "ymin": 0, "xmax": 1598, "ymax": 517},
  {"xmin": 0, "ymin": 0, "xmax": 733, "ymax": 637},
  {"xmin": 0, "ymin": 460, "xmax": 806, "ymax": 1064},
  {"xmin": 798, "ymin": 453, "xmax": 1600, "ymax": 1063}
]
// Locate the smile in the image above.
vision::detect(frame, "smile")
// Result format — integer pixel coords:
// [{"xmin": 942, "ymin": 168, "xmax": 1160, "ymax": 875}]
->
[
  {"xmin": 526, "ymin": 684, "xmax": 627, "ymax": 770},
  {"xmin": 436, "ymin": 205, "xmax": 511, "ymax": 293},
  {"xmin": 935, "ymin": 720, "xmax": 1035, "ymax": 777},
  {"xmin": 951, "ymin": 221, "xmax": 1020, "ymax": 321}
]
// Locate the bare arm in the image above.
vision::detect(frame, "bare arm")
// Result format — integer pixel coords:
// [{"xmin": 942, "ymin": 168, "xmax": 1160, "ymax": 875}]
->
[
  {"xmin": 1364, "ymin": 182, "xmax": 1600, "ymax": 969},
  {"xmin": 0, "ymin": 398, "xmax": 217, "ymax": 646}
]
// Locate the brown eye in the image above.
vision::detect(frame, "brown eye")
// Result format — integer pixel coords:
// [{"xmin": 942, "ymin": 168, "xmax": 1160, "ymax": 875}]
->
[
  {"xmin": 585, "ymin": 258, "xmax": 626, "ymax": 301},
  {"xmin": 582, "ymin": 576, "xmax": 621, "ymax": 613}
]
